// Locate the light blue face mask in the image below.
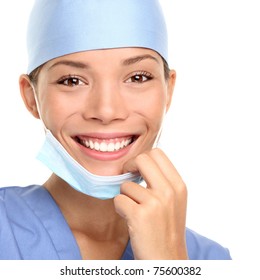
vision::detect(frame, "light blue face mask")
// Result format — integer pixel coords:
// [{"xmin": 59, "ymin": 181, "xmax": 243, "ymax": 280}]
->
[{"xmin": 37, "ymin": 130, "xmax": 143, "ymax": 199}]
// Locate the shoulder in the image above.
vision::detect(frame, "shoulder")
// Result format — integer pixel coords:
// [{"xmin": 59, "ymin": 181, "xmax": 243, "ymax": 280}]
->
[
  {"xmin": 0, "ymin": 185, "xmax": 60, "ymax": 221},
  {"xmin": 0, "ymin": 185, "xmax": 43, "ymax": 196},
  {"xmin": 0, "ymin": 185, "xmax": 50, "ymax": 225},
  {"xmin": 0, "ymin": 185, "xmax": 34, "ymax": 203},
  {"xmin": 0, "ymin": 185, "xmax": 47, "ymax": 259},
  {"xmin": 0, "ymin": 185, "xmax": 80, "ymax": 260},
  {"xmin": 186, "ymin": 228, "xmax": 231, "ymax": 260},
  {"xmin": 0, "ymin": 185, "xmax": 47, "ymax": 207}
]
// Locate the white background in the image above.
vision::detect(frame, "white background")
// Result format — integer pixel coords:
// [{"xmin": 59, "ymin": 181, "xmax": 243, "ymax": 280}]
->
[{"xmin": 0, "ymin": 0, "xmax": 259, "ymax": 262}]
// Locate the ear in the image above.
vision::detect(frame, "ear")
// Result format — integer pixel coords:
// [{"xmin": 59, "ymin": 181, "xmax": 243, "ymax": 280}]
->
[
  {"xmin": 165, "ymin": 70, "xmax": 176, "ymax": 113},
  {"xmin": 19, "ymin": 74, "xmax": 40, "ymax": 119}
]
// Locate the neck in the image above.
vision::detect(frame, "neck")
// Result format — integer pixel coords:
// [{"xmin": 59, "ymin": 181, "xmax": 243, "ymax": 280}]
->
[{"xmin": 43, "ymin": 174, "xmax": 127, "ymax": 240}]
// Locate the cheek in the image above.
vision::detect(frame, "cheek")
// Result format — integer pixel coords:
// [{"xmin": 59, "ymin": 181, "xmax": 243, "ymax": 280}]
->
[
  {"xmin": 131, "ymin": 88, "xmax": 167, "ymax": 127},
  {"xmin": 38, "ymin": 90, "xmax": 76, "ymax": 131}
]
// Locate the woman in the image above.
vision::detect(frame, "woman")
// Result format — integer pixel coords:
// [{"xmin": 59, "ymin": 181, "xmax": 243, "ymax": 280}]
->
[{"xmin": 0, "ymin": 0, "xmax": 231, "ymax": 260}]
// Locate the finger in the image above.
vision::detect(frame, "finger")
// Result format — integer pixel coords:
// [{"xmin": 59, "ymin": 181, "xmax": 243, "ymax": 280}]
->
[
  {"xmin": 114, "ymin": 193, "xmax": 138, "ymax": 220},
  {"xmin": 123, "ymin": 152, "xmax": 170, "ymax": 191},
  {"xmin": 147, "ymin": 150, "xmax": 188, "ymax": 227},
  {"xmin": 147, "ymin": 148, "xmax": 187, "ymax": 193},
  {"xmin": 120, "ymin": 181, "xmax": 149, "ymax": 204},
  {"xmin": 151, "ymin": 149, "xmax": 188, "ymax": 219}
]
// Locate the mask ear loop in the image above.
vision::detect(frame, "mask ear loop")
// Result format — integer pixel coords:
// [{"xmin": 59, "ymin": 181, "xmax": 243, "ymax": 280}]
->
[{"xmin": 152, "ymin": 111, "xmax": 167, "ymax": 149}]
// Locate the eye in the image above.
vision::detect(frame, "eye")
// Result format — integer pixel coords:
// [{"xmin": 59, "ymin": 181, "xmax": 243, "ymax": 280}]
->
[
  {"xmin": 57, "ymin": 75, "xmax": 86, "ymax": 87},
  {"xmin": 125, "ymin": 71, "xmax": 153, "ymax": 83}
]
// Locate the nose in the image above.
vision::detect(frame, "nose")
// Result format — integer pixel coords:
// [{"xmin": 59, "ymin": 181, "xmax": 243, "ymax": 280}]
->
[{"xmin": 83, "ymin": 81, "xmax": 129, "ymax": 124}]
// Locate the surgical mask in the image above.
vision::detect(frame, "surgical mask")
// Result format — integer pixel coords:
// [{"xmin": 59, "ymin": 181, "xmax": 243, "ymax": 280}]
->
[{"xmin": 37, "ymin": 129, "xmax": 143, "ymax": 199}]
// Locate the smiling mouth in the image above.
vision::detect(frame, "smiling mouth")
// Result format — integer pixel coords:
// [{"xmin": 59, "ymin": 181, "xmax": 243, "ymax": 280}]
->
[{"xmin": 75, "ymin": 135, "xmax": 137, "ymax": 152}]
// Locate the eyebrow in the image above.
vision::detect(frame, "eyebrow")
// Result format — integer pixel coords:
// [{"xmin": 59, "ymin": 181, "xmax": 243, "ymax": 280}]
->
[
  {"xmin": 122, "ymin": 54, "xmax": 160, "ymax": 66},
  {"xmin": 48, "ymin": 54, "xmax": 160, "ymax": 71},
  {"xmin": 48, "ymin": 60, "xmax": 89, "ymax": 71}
]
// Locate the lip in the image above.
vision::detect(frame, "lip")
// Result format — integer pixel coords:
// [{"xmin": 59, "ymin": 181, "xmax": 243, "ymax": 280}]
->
[
  {"xmin": 73, "ymin": 133, "xmax": 138, "ymax": 161},
  {"xmin": 75, "ymin": 132, "xmax": 135, "ymax": 139}
]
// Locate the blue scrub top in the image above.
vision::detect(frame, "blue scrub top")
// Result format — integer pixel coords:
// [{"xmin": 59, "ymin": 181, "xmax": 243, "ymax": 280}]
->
[{"xmin": 0, "ymin": 186, "xmax": 231, "ymax": 260}]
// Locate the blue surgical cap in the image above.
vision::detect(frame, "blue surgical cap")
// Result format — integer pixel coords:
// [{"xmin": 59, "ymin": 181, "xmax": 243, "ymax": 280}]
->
[{"xmin": 27, "ymin": 0, "xmax": 168, "ymax": 74}]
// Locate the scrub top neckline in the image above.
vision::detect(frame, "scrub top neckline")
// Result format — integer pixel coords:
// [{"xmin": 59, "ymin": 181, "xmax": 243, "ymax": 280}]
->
[{"xmin": 31, "ymin": 185, "xmax": 134, "ymax": 260}]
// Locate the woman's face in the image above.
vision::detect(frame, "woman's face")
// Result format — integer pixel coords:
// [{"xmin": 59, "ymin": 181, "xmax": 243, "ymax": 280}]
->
[{"xmin": 31, "ymin": 48, "xmax": 175, "ymax": 175}]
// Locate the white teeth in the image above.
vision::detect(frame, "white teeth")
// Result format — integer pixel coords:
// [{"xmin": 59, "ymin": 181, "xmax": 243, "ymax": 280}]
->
[
  {"xmin": 94, "ymin": 142, "xmax": 99, "ymax": 151},
  {"xmin": 115, "ymin": 142, "xmax": 120, "ymax": 151},
  {"xmin": 81, "ymin": 138, "xmax": 133, "ymax": 152},
  {"xmin": 89, "ymin": 140, "xmax": 94, "ymax": 149},
  {"xmin": 99, "ymin": 142, "xmax": 107, "ymax": 152},
  {"xmin": 107, "ymin": 142, "xmax": 115, "ymax": 152}
]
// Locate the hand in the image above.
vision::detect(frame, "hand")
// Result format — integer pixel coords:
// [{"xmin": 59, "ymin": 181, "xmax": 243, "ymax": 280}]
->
[{"xmin": 114, "ymin": 148, "xmax": 188, "ymax": 260}]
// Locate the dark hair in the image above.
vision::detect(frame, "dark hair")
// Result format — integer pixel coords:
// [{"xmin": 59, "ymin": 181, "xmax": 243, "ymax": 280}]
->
[
  {"xmin": 28, "ymin": 56, "xmax": 170, "ymax": 85},
  {"xmin": 162, "ymin": 57, "xmax": 170, "ymax": 80},
  {"xmin": 28, "ymin": 64, "xmax": 43, "ymax": 85}
]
